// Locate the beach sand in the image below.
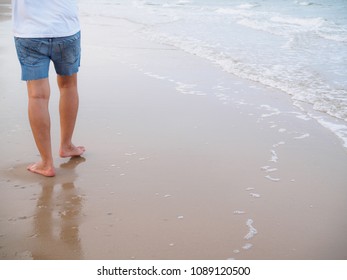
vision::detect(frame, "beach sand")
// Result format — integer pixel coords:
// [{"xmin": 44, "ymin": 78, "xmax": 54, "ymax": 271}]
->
[
  {"xmin": 0, "ymin": 0, "xmax": 10, "ymax": 19},
  {"xmin": 1, "ymin": 13, "xmax": 347, "ymax": 260}
]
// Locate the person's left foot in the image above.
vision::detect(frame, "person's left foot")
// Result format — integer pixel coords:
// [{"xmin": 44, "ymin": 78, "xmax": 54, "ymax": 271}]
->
[{"xmin": 59, "ymin": 144, "xmax": 85, "ymax": 158}]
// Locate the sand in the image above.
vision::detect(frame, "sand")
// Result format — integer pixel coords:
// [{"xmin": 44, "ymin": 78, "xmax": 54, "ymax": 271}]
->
[
  {"xmin": 1, "ymin": 12, "xmax": 347, "ymax": 260},
  {"xmin": 0, "ymin": 0, "xmax": 10, "ymax": 19}
]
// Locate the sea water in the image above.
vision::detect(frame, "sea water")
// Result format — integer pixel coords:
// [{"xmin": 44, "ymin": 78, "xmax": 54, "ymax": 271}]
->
[{"xmin": 79, "ymin": 0, "xmax": 347, "ymax": 146}]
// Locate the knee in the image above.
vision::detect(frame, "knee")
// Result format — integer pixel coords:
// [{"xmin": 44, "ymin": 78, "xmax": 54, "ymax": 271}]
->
[
  {"xmin": 27, "ymin": 80, "xmax": 50, "ymax": 100},
  {"xmin": 28, "ymin": 92, "xmax": 50, "ymax": 101},
  {"xmin": 58, "ymin": 80, "xmax": 77, "ymax": 89},
  {"xmin": 57, "ymin": 74, "xmax": 77, "ymax": 89}
]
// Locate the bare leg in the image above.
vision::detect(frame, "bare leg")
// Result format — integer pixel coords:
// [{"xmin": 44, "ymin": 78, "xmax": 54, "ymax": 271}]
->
[
  {"xmin": 58, "ymin": 74, "xmax": 85, "ymax": 158},
  {"xmin": 27, "ymin": 79, "xmax": 56, "ymax": 177}
]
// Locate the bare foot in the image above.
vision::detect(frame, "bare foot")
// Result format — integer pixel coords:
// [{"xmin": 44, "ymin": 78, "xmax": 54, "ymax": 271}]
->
[
  {"xmin": 27, "ymin": 162, "xmax": 56, "ymax": 177},
  {"xmin": 60, "ymin": 144, "xmax": 85, "ymax": 158}
]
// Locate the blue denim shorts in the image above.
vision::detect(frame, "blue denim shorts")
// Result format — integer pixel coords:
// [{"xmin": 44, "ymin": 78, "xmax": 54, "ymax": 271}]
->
[{"xmin": 14, "ymin": 31, "xmax": 81, "ymax": 81}]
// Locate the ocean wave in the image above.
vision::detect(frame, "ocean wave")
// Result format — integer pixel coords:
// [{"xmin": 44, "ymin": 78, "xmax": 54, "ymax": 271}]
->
[
  {"xmin": 236, "ymin": 3, "xmax": 259, "ymax": 9},
  {"xmin": 270, "ymin": 15, "xmax": 325, "ymax": 28},
  {"xmin": 143, "ymin": 30, "xmax": 347, "ymax": 121},
  {"xmin": 215, "ymin": 7, "xmax": 252, "ymax": 17},
  {"xmin": 294, "ymin": 1, "xmax": 316, "ymax": 6},
  {"xmin": 215, "ymin": 5, "xmax": 347, "ymax": 43}
]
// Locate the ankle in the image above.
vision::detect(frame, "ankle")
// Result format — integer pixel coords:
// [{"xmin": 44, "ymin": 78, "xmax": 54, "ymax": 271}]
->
[
  {"xmin": 40, "ymin": 159, "xmax": 54, "ymax": 168},
  {"xmin": 60, "ymin": 141, "xmax": 73, "ymax": 149}
]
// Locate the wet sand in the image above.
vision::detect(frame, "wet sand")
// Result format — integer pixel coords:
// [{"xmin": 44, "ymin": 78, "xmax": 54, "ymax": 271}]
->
[
  {"xmin": 0, "ymin": 0, "xmax": 10, "ymax": 19},
  {"xmin": 1, "ymin": 14, "xmax": 347, "ymax": 260}
]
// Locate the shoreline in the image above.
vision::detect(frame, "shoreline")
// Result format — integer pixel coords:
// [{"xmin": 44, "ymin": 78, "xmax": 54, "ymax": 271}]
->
[{"xmin": 1, "ymin": 15, "xmax": 347, "ymax": 260}]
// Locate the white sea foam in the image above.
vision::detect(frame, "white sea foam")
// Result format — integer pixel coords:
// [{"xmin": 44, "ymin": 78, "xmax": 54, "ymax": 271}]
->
[
  {"xmin": 175, "ymin": 82, "xmax": 206, "ymax": 96},
  {"xmin": 265, "ymin": 175, "xmax": 281, "ymax": 182},
  {"xmin": 273, "ymin": 141, "xmax": 285, "ymax": 148},
  {"xmin": 270, "ymin": 16, "xmax": 325, "ymax": 28},
  {"xmin": 294, "ymin": 133, "xmax": 310, "ymax": 139},
  {"xmin": 296, "ymin": 114, "xmax": 311, "ymax": 121},
  {"xmin": 312, "ymin": 116, "xmax": 347, "ymax": 148},
  {"xmin": 295, "ymin": 1, "xmax": 310, "ymax": 6},
  {"xmin": 250, "ymin": 193, "xmax": 261, "ymax": 198},
  {"xmin": 260, "ymin": 105, "xmax": 281, "ymax": 118},
  {"xmin": 261, "ymin": 166, "xmax": 278, "ymax": 173},
  {"xmin": 270, "ymin": 150, "xmax": 278, "ymax": 163},
  {"xmin": 176, "ymin": 0, "xmax": 191, "ymax": 5},
  {"xmin": 242, "ymin": 243, "xmax": 253, "ymax": 250},
  {"xmin": 213, "ymin": 84, "xmax": 231, "ymax": 103},
  {"xmin": 215, "ymin": 8, "xmax": 251, "ymax": 17},
  {"xmin": 125, "ymin": 152, "xmax": 137, "ymax": 156},
  {"xmin": 294, "ymin": 1, "xmax": 315, "ymax": 6},
  {"xmin": 144, "ymin": 72, "xmax": 167, "ymax": 80},
  {"xmin": 236, "ymin": 3, "xmax": 258, "ymax": 10},
  {"xmin": 244, "ymin": 219, "xmax": 258, "ymax": 240}
]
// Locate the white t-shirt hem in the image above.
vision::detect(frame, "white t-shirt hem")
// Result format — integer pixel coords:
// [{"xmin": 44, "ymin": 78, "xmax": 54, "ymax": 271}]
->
[{"xmin": 13, "ymin": 28, "xmax": 81, "ymax": 39}]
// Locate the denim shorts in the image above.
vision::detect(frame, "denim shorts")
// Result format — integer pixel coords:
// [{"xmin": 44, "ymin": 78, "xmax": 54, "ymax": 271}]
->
[{"xmin": 14, "ymin": 31, "xmax": 81, "ymax": 81}]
